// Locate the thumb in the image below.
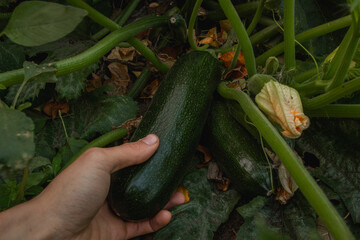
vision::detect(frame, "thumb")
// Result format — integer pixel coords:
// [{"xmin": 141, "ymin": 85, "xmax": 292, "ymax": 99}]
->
[{"xmin": 101, "ymin": 134, "xmax": 159, "ymax": 173}]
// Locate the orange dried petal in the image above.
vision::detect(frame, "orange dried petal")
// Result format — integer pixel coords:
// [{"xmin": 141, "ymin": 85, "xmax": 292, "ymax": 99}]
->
[{"xmin": 176, "ymin": 184, "xmax": 190, "ymax": 203}]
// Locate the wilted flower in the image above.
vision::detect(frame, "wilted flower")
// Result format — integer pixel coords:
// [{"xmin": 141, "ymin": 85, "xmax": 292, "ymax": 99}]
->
[{"xmin": 255, "ymin": 80, "xmax": 310, "ymax": 139}]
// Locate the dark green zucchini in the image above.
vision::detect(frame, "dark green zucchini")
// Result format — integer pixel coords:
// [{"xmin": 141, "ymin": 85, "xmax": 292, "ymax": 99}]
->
[
  {"xmin": 108, "ymin": 51, "xmax": 222, "ymax": 221},
  {"xmin": 204, "ymin": 99, "xmax": 271, "ymax": 197}
]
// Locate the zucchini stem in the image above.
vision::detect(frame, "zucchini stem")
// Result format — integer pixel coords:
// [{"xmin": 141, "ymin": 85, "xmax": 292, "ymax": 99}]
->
[
  {"xmin": 127, "ymin": 67, "xmax": 152, "ymax": 99},
  {"xmin": 16, "ymin": 166, "xmax": 29, "ymax": 204},
  {"xmin": 91, "ymin": 0, "xmax": 141, "ymax": 40},
  {"xmin": 0, "ymin": 16, "xmax": 169, "ymax": 87},
  {"xmin": 325, "ymin": 26, "xmax": 360, "ymax": 91},
  {"xmin": 188, "ymin": 0, "xmax": 209, "ymax": 51},
  {"xmin": 246, "ymin": 0, "xmax": 265, "ymax": 35},
  {"xmin": 283, "ymin": 0, "xmax": 296, "ymax": 71},
  {"xmin": 217, "ymin": 82, "xmax": 354, "ymax": 240},
  {"xmin": 303, "ymin": 76, "xmax": 360, "ymax": 109},
  {"xmin": 67, "ymin": 0, "xmax": 170, "ymax": 73},
  {"xmin": 305, "ymin": 104, "xmax": 360, "ymax": 118},
  {"xmin": 256, "ymin": 15, "xmax": 352, "ymax": 66},
  {"xmin": 218, "ymin": 0, "xmax": 257, "ymax": 77}
]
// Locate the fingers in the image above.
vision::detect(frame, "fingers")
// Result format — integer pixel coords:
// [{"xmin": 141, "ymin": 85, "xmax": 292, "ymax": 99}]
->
[
  {"xmin": 164, "ymin": 192, "xmax": 186, "ymax": 210},
  {"xmin": 100, "ymin": 134, "xmax": 159, "ymax": 173},
  {"xmin": 125, "ymin": 210, "xmax": 172, "ymax": 239}
]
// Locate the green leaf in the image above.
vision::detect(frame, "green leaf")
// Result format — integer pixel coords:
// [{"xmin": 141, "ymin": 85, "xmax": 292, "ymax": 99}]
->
[
  {"xmin": 3, "ymin": 1, "xmax": 88, "ymax": 47},
  {"xmin": 5, "ymin": 82, "xmax": 46, "ymax": 106},
  {"xmin": 25, "ymin": 38, "xmax": 95, "ymax": 63},
  {"xmin": 55, "ymin": 63, "xmax": 98, "ymax": 100},
  {"xmin": 153, "ymin": 168, "xmax": 240, "ymax": 240},
  {"xmin": 35, "ymin": 88, "xmax": 138, "ymax": 158},
  {"xmin": 0, "ymin": 109, "xmax": 35, "ymax": 169},
  {"xmin": 0, "ymin": 179, "xmax": 18, "ymax": 210},
  {"xmin": 0, "ymin": 43, "xmax": 25, "ymax": 72},
  {"xmin": 5, "ymin": 61, "xmax": 56, "ymax": 106},
  {"xmin": 28, "ymin": 156, "xmax": 50, "ymax": 173},
  {"xmin": 22, "ymin": 61, "xmax": 57, "ymax": 82},
  {"xmin": 0, "ymin": 0, "xmax": 11, "ymax": 7},
  {"xmin": 51, "ymin": 154, "xmax": 62, "ymax": 176},
  {"xmin": 296, "ymin": 119, "xmax": 360, "ymax": 223},
  {"xmin": 75, "ymin": 88, "xmax": 138, "ymax": 139},
  {"xmin": 236, "ymin": 194, "xmax": 319, "ymax": 240}
]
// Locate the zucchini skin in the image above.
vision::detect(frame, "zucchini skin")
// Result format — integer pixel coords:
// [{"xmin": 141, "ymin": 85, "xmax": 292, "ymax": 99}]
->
[
  {"xmin": 108, "ymin": 51, "xmax": 221, "ymax": 221},
  {"xmin": 204, "ymin": 99, "xmax": 271, "ymax": 197}
]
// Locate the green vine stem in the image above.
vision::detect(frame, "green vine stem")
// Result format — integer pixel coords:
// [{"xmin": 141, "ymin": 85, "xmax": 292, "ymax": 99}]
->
[
  {"xmin": 325, "ymin": 27, "xmax": 360, "ymax": 91},
  {"xmin": 61, "ymin": 128, "xmax": 128, "ymax": 171},
  {"xmin": 302, "ymin": 76, "xmax": 360, "ymax": 109},
  {"xmin": 322, "ymin": 26, "xmax": 353, "ymax": 80},
  {"xmin": 188, "ymin": 0, "xmax": 208, "ymax": 50},
  {"xmin": 207, "ymin": 1, "xmax": 259, "ymax": 22},
  {"xmin": 305, "ymin": 104, "xmax": 360, "ymax": 118},
  {"xmin": 127, "ymin": 67, "xmax": 152, "ymax": 99},
  {"xmin": 218, "ymin": 0, "xmax": 257, "ymax": 77},
  {"xmin": 249, "ymin": 23, "xmax": 281, "ymax": 46},
  {"xmin": 91, "ymin": 0, "xmax": 141, "ymax": 40},
  {"xmin": 217, "ymin": 82, "xmax": 354, "ymax": 240},
  {"xmin": 293, "ymin": 68, "xmax": 318, "ymax": 83},
  {"xmin": 66, "ymin": 0, "xmax": 118, "ymax": 29},
  {"xmin": 0, "ymin": 16, "xmax": 169, "ymax": 87},
  {"xmin": 284, "ymin": 0, "xmax": 296, "ymax": 70},
  {"xmin": 291, "ymin": 79, "xmax": 328, "ymax": 97},
  {"xmin": 256, "ymin": 15, "xmax": 352, "ymax": 66},
  {"xmin": 246, "ymin": 0, "xmax": 265, "ymax": 35},
  {"xmin": 67, "ymin": 0, "xmax": 170, "ymax": 73},
  {"xmin": 228, "ymin": 44, "xmax": 242, "ymax": 72},
  {"xmin": 16, "ymin": 166, "xmax": 29, "ymax": 204}
]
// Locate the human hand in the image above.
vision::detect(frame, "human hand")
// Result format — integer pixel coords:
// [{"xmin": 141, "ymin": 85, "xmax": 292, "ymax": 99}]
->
[{"xmin": 0, "ymin": 134, "xmax": 185, "ymax": 240}]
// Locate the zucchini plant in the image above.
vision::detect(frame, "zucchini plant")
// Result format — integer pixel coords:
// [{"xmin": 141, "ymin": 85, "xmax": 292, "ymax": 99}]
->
[{"xmin": 0, "ymin": 0, "xmax": 359, "ymax": 239}]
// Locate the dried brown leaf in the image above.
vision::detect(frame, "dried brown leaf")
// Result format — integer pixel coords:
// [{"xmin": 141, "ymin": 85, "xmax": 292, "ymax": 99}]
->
[
  {"xmin": 119, "ymin": 116, "xmax": 143, "ymax": 141},
  {"xmin": 140, "ymin": 79, "xmax": 159, "ymax": 98},
  {"xmin": 104, "ymin": 62, "xmax": 130, "ymax": 95},
  {"xmin": 43, "ymin": 99, "xmax": 69, "ymax": 119},
  {"xmin": 86, "ymin": 73, "xmax": 102, "ymax": 92}
]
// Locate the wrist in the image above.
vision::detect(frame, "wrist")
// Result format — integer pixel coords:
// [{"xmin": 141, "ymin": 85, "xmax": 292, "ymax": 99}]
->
[{"xmin": 0, "ymin": 197, "xmax": 59, "ymax": 240}]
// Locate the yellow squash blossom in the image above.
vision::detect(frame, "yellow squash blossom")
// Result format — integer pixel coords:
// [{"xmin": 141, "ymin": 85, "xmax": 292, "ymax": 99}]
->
[{"xmin": 255, "ymin": 80, "xmax": 310, "ymax": 139}]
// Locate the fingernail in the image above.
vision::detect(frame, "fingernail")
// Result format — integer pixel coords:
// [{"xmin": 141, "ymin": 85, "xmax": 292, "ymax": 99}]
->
[{"xmin": 141, "ymin": 134, "xmax": 158, "ymax": 145}]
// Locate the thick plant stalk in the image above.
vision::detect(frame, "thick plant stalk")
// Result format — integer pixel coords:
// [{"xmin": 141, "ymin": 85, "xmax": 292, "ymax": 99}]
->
[
  {"xmin": 256, "ymin": 15, "xmax": 352, "ymax": 66},
  {"xmin": 127, "ymin": 67, "xmax": 152, "ymax": 99},
  {"xmin": 250, "ymin": 23, "xmax": 281, "ymax": 46},
  {"xmin": 0, "ymin": 16, "xmax": 169, "ymax": 87},
  {"xmin": 218, "ymin": 0, "xmax": 257, "ymax": 77},
  {"xmin": 325, "ymin": 27, "xmax": 360, "ymax": 91},
  {"xmin": 246, "ymin": 0, "xmax": 265, "ymax": 35},
  {"xmin": 303, "ymin": 76, "xmax": 360, "ymax": 109},
  {"xmin": 91, "ymin": 0, "xmax": 142, "ymax": 40},
  {"xmin": 284, "ymin": 0, "xmax": 296, "ymax": 70},
  {"xmin": 67, "ymin": 0, "xmax": 170, "ymax": 73},
  {"xmin": 217, "ymin": 82, "xmax": 354, "ymax": 240},
  {"xmin": 305, "ymin": 104, "xmax": 360, "ymax": 118},
  {"xmin": 188, "ymin": 0, "xmax": 208, "ymax": 50}
]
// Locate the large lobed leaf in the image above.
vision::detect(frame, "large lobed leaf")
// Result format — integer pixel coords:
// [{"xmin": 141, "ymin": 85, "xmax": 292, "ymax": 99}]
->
[
  {"xmin": 153, "ymin": 168, "xmax": 240, "ymax": 240},
  {"xmin": 5, "ymin": 61, "xmax": 56, "ymax": 106},
  {"xmin": 56, "ymin": 63, "xmax": 98, "ymax": 100},
  {"xmin": 236, "ymin": 194, "xmax": 319, "ymax": 240},
  {"xmin": 3, "ymin": 1, "xmax": 87, "ymax": 47},
  {"xmin": 296, "ymin": 119, "xmax": 360, "ymax": 223},
  {"xmin": 35, "ymin": 87, "xmax": 138, "ymax": 158},
  {"xmin": 0, "ymin": 43, "xmax": 25, "ymax": 73},
  {"xmin": 0, "ymin": 109, "xmax": 35, "ymax": 169}
]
